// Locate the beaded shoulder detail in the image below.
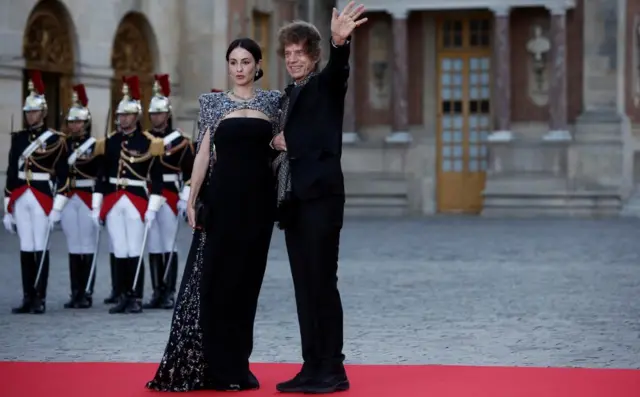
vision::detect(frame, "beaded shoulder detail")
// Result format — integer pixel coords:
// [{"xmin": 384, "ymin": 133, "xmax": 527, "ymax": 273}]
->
[{"xmin": 195, "ymin": 89, "xmax": 282, "ymax": 152}]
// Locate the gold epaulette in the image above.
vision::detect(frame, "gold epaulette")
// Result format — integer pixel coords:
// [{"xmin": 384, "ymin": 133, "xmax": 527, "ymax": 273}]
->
[
  {"xmin": 142, "ymin": 131, "xmax": 165, "ymax": 156},
  {"xmin": 94, "ymin": 138, "xmax": 106, "ymax": 156},
  {"xmin": 107, "ymin": 130, "xmax": 118, "ymax": 139},
  {"xmin": 52, "ymin": 129, "xmax": 64, "ymax": 136}
]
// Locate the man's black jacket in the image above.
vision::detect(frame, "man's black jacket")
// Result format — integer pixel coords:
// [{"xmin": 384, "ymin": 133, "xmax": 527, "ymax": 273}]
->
[{"xmin": 282, "ymin": 41, "xmax": 350, "ymax": 200}]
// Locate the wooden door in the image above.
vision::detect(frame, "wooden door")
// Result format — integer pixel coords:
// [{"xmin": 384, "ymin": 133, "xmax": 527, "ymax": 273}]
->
[
  {"xmin": 252, "ymin": 11, "xmax": 271, "ymax": 90},
  {"xmin": 436, "ymin": 15, "xmax": 492, "ymax": 213}
]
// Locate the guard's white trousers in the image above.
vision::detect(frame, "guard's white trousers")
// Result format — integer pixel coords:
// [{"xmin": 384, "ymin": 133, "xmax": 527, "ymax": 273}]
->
[
  {"xmin": 13, "ymin": 189, "xmax": 49, "ymax": 252},
  {"xmin": 105, "ymin": 195, "xmax": 145, "ymax": 258},
  {"xmin": 108, "ymin": 233, "xmax": 113, "ymax": 253},
  {"xmin": 148, "ymin": 203, "xmax": 178, "ymax": 254},
  {"xmin": 60, "ymin": 194, "xmax": 97, "ymax": 254}
]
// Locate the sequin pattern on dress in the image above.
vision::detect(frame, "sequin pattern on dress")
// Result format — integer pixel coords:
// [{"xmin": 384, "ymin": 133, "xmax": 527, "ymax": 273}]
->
[{"xmin": 146, "ymin": 88, "xmax": 281, "ymax": 392}]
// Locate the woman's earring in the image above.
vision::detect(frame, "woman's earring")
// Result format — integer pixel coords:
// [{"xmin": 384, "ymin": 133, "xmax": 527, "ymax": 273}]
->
[{"xmin": 255, "ymin": 70, "xmax": 260, "ymax": 77}]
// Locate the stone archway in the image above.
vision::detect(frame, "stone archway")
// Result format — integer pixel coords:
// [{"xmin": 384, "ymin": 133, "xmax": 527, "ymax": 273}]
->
[
  {"xmin": 110, "ymin": 12, "xmax": 157, "ymax": 132},
  {"xmin": 22, "ymin": 0, "xmax": 76, "ymax": 130}
]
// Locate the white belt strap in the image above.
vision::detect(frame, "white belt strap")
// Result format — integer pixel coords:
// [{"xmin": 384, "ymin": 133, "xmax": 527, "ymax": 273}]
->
[
  {"xmin": 162, "ymin": 174, "xmax": 180, "ymax": 182},
  {"xmin": 68, "ymin": 137, "xmax": 97, "ymax": 166},
  {"xmin": 19, "ymin": 130, "xmax": 54, "ymax": 168},
  {"xmin": 108, "ymin": 177, "xmax": 147, "ymax": 188},
  {"xmin": 71, "ymin": 179, "xmax": 96, "ymax": 188},
  {"xmin": 18, "ymin": 171, "xmax": 50, "ymax": 181},
  {"xmin": 164, "ymin": 130, "xmax": 183, "ymax": 148}
]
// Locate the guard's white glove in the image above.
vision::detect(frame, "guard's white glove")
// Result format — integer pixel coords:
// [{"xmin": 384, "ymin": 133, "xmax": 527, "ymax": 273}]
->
[
  {"xmin": 48, "ymin": 210, "xmax": 61, "ymax": 228},
  {"xmin": 177, "ymin": 200, "xmax": 187, "ymax": 218},
  {"xmin": 178, "ymin": 186, "xmax": 190, "ymax": 218},
  {"xmin": 145, "ymin": 194, "xmax": 166, "ymax": 226},
  {"xmin": 48, "ymin": 194, "xmax": 68, "ymax": 228},
  {"xmin": 91, "ymin": 193, "xmax": 103, "ymax": 228},
  {"xmin": 3, "ymin": 213, "xmax": 15, "ymax": 234}
]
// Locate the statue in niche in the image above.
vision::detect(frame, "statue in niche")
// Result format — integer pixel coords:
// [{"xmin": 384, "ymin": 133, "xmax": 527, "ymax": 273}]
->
[
  {"xmin": 598, "ymin": 0, "xmax": 618, "ymax": 70},
  {"xmin": 367, "ymin": 20, "xmax": 390, "ymax": 110},
  {"xmin": 526, "ymin": 24, "xmax": 550, "ymax": 107}
]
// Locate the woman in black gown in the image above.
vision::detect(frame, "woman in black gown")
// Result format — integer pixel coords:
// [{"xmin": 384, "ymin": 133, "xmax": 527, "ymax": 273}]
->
[{"xmin": 146, "ymin": 38, "xmax": 281, "ymax": 392}]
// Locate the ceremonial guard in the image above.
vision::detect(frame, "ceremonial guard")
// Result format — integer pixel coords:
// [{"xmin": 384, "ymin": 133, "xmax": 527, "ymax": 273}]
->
[
  {"xmin": 91, "ymin": 75, "xmax": 165, "ymax": 314},
  {"xmin": 3, "ymin": 70, "xmax": 69, "ymax": 314},
  {"xmin": 58, "ymin": 84, "xmax": 104, "ymax": 309},
  {"xmin": 144, "ymin": 74, "xmax": 194, "ymax": 309}
]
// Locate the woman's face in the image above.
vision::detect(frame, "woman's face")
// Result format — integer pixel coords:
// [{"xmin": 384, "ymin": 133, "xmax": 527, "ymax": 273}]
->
[{"xmin": 228, "ymin": 47, "xmax": 260, "ymax": 87}]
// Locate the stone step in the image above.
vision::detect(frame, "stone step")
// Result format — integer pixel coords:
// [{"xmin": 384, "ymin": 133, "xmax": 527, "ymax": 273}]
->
[
  {"xmin": 482, "ymin": 190, "xmax": 622, "ymax": 217},
  {"xmin": 344, "ymin": 173, "xmax": 409, "ymax": 216},
  {"xmin": 620, "ymin": 189, "xmax": 640, "ymax": 217}
]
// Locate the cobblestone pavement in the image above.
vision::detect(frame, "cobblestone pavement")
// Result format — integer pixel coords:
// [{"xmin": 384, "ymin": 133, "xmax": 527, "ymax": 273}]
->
[{"xmin": 0, "ymin": 217, "xmax": 639, "ymax": 368}]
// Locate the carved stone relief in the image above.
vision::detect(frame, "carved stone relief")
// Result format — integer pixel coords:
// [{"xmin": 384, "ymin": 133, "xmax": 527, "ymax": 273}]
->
[
  {"xmin": 368, "ymin": 20, "xmax": 391, "ymax": 110},
  {"xmin": 23, "ymin": 1, "xmax": 75, "ymax": 126},
  {"xmin": 526, "ymin": 22, "xmax": 550, "ymax": 107},
  {"xmin": 111, "ymin": 13, "xmax": 155, "ymax": 130},
  {"xmin": 111, "ymin": 16, "xmax": 154, "ymax": 73}
]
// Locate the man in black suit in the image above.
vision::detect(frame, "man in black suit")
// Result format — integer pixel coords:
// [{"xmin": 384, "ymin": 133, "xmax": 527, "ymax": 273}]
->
[{"xmin": 271, "ymin": 1, "xmax": 367, "ymax": 394}]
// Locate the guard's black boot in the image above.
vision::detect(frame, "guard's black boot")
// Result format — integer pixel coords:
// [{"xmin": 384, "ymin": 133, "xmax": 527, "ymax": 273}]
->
[
  {"xmin": 160, "ymin": 252, "xmax": 178, "ymax": 309},
  {"xmin": 103, "ymin": 253, "xmax": 118, "ymax": 304},
  {"xmin": 126, "ymin": 257, "xmax": 143, "ymax": 314},
  {"xmin": 12, "ymin": 252, "xmax": 36, "ymax": 314},
  {"xmin": 75, "ymin": 254, "xmax": 95, "ymax": 309},
  {"xmin": 31, "ymin": 250, "xmax": 50, "ymax": 314},
  {"xmin": 108, "ymin": 257, "xmax": 128, "ymax": 314},
  {"xmin": 143, "ymin": 253, "xmax": 164, "ymax": 309},
  {"xmin": 64, "ymin": 254, "xmax": 81, "ymax": 309}
]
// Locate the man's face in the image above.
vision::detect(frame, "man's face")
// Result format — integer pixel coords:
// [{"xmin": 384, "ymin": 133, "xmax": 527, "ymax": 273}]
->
[
  {"xmin": 150, "ymin": 113, "xmax": 169, "ymax": 130},
  {"xmin": 118, "ymin": 113, "xmax": 136, "ymax": 130},
  {"xmin": 25, "ymin": 110, "xmax": 43, "ymax": 127},
  {"xmin": 67, "ymin": 120, "xmax": 84, "ymax": 135},
  {"xmin": 284, "ymin": 43, "xmax": 318, "ymax": 82}
]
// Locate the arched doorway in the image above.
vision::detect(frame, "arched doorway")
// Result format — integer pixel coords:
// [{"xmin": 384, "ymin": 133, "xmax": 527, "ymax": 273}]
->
[
  {"xmin": 22, "ymin": 0, "xmax": 76, "ymax": 130},
  {"xmin": 111, "ymin": 12, "xmax": 157, "ymax": 132}
]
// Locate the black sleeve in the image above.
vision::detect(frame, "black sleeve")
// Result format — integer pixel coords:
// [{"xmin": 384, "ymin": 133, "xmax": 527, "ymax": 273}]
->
[
  {"xmin": 54, "ymin": 138, "xmax": 70, "ymax": 195},
  {"xmin": 93, "ymin": 138, "xmax": 108, "ymax": 195},
  {"xmin": 5, "ymin": 133, "xmax": 18, "ymax": 198},
  {"xmin": 180, "ymin": 140, "xmax": 195, "ymax": 186},
  {"xmin": 318, "ymin": 39, "xmax": 351, "ymax": 93},
  {"xmin": 149, "ymin": 156, "xmax": 163, "ymax": 196}
]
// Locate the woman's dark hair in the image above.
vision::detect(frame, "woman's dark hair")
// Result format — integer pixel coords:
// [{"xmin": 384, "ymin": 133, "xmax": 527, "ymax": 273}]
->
[
  {"xmin": 226, "ymin": 38, "xmax": 264, "ymax": 82},
  {"xmin": 277, "ymin": 21, "xmax": 322, "ymax": 64}
]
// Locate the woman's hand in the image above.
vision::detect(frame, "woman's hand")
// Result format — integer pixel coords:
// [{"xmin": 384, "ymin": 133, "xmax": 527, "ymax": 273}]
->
[{"xmin": 187, "ymin": 201, "xmax": 197, "ymax": 229}]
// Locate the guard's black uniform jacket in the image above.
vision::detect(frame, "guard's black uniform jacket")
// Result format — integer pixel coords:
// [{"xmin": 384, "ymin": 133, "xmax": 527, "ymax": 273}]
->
[
  {"xmin": 149, "ymin": 127, "xmax": 195, "ymax": 213},
  {"xmin": 4, "ymin": 124, "xmax": 69, "ymax": 213},
  {"xmin": 95, "ymin": 127, "xmax": 164, "ymax": 219},
  {"xmin": 59, "ymin": 133, "xmax": 105, "ymax": 205}
]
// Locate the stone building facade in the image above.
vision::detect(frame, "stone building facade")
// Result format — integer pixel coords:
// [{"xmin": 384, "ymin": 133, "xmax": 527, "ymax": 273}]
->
[
  {"xmin": 1, "ymin": 0, "xmax": 637, "ymax": 217},
  {"xmin": 319, "ymin": 0, "xmax": 637, "ymax": 216},
  {"xmin": 0, "ymin": 0, "xmax": 297, "ymax": 189}
]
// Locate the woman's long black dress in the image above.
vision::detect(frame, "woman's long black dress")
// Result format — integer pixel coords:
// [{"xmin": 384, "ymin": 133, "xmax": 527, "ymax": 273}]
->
[{"xmin": 146, "ymin": 113, "xmax": 277, "ymax": 391}]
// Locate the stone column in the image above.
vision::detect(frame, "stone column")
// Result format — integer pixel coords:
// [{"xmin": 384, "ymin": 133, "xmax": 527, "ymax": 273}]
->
[
  {"xmin": 343, "ymin": 35, "xmax": 359, "ymax": 143},
  {"xmin": 386, "ymin": 8, "xmax": 411, "ymax": 143},
  {"xmin": 488, "ymin": 6, "xmax": 512, "ymax": 142},
  {"xmin": 543, "ymin": 5, "xmax": 570, "ymax": 141}
]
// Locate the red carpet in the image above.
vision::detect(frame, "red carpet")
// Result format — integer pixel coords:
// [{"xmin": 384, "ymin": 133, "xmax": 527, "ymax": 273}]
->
[{"xmin": 0, "ymin": 362, "xmax": 639, "ymax": 397}]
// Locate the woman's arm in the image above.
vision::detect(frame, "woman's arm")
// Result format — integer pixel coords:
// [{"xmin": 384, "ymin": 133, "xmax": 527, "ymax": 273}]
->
[{"xmin": 188, "ymin": 127, "xmax": 210, "ymax": 208}]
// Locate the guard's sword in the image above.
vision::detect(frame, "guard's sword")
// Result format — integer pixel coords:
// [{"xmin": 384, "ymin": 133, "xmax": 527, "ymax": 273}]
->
[
  {"xmin": 10, "ymin": 113, "xmax": 14, "ymax": 132},
  {"xmin": 132, "ymin": 222, "xmax": 151, "ymax": 292},
  {"xmin": 162, "ymin": 217, "xmax": 181, "ymax": 283},
  {"xmin": 33, "ymin": 225, "xmax": 52, "ymax": 289},
  {"xmin": 85, "ymin": 226, "xmax": 101, "ymax": 294}
]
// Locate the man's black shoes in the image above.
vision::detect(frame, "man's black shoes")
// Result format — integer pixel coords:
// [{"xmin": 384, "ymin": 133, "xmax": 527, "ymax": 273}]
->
[{"xmin": 276, "ymin": 372, "xmax": 349, "ymax": 394}]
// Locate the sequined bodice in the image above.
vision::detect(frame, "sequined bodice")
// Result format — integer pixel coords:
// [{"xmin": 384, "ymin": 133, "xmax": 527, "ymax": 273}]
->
[{"xmin": 195, "ymin": 89, "xmax": 281, "ymax": 154}]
